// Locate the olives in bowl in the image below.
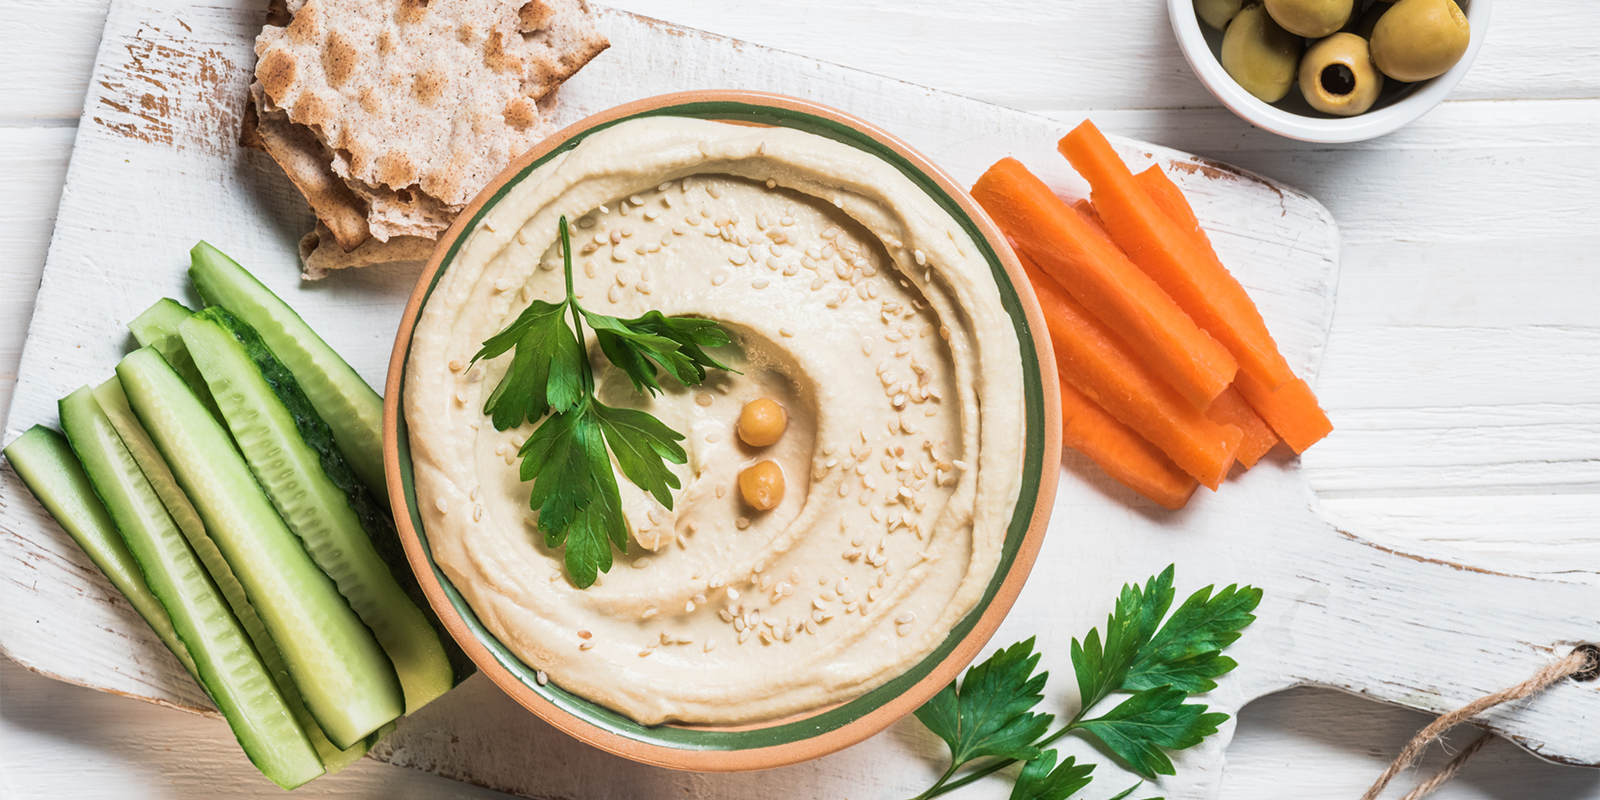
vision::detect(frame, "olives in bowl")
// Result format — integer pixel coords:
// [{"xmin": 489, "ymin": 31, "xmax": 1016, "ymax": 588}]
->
[{"xmin": 1168, "ymin": 0, "xmax": 1489, "ymax": 141}]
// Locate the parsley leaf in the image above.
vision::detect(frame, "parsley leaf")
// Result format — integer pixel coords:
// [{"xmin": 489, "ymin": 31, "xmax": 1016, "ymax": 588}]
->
[
  {"xmin": 1070, "ymin": 566, "xmax": 1174, "ymax": 710},
  {"xmin": 476, "ymin": 216, "xmax": 733, "ymax": 588},
  {"xmin": 1009, "ymin": 751, "xmax": 1094, "ymax": 800},
  {"xmin": 592, "ymin": 402, "xmax": 687, "ymax": 508},
  {"xmin": 1124, "ymin": 582, "xmax": 1262, "ymax": 693},
  {"xmin": 585, "ymin": 309, "xmax": 734, "ymax": 396},
  {"xmin": 914, "ymin": 637, "xmax": 1053, "ymax": 767},
  {"xmin": 904, "ymin": 567, "xmax": 1260, "ymax": 800},
  {"xmin": 1077, "ymin": 686, "xmax": 1228, "ymax": 780},
  {"xmin": 474, "ymin": 299, "xmax": 585, "ymax": 429}
]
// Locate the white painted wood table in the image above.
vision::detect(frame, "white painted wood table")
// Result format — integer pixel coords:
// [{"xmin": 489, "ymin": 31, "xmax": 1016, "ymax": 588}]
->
[{"xmin": 1, "ymin": 1, "xmax": 1596, "ymax": 798}]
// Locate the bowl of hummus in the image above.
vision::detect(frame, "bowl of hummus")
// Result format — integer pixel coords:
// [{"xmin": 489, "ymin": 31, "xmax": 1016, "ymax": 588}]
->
[{"xmin": 384, "ymin": 91, "xmax": 1061, "ymax": 770}]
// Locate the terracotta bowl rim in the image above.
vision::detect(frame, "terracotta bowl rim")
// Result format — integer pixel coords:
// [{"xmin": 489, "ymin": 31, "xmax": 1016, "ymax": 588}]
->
[{"xmin": 382, "ymin": 89, "xmax": 1062, "ymax": 772}]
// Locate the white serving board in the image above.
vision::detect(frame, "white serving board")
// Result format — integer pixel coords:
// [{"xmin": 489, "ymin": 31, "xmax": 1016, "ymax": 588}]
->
[{"xmin": 1, "ymin": 2, "xmax": 1595, "ymax": 798}]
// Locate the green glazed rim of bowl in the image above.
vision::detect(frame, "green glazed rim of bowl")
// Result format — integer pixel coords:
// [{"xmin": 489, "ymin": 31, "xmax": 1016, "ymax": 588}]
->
[{"xmin": 390, "ymin": 95, "xmax": 1050, "ymax": 757}]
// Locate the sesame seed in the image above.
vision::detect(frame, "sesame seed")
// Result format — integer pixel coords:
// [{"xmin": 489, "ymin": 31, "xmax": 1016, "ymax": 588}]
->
[
  {"xmin": 752, "ymin": 278, "xmax": 770, "ymax": 289},
  {"xmin": 434, "ymin": 497, "xmax": 448, "ymax": 513},
  {"xmin": 862, "ymin": 337, "xmax": 875, "ymax": 356},
  {"xmin": 578, "ymin": 641, "xmax": 594, "ymax": 651},
  {"xmin": 766, "ymin": 179, "xmax": 777, "ymax": 189},
  {"xmin": 715, "ymin": 483, "xmax": 727, "ymax": 498},
  {"xmin": 780, "ymin": 327, "xmax": 794, "ymax": 337},
  {"xmin": 697, "ymin": 140, "xmax": 711, "ymax": 155},
  {"xmin": 736, "ymin": 516, "xmax": 751, "ymax": 530},
  {"xmin": 712, "ymin": 272, "xmax": 728, "ymax": 287},
  {"xmin": 636, "ymin": 281, "xmax": 653, "ymax": 294},
  {"xmin": 642, "ymin": 608, "xmax": 658, "ymax": 618},
  {"xmin": 708, "ymin": 183, "xmax": 723, "ymax": 199},
  {"xmin": 705, "ymin": 638, "xmax": 718, "ymax": 652},
  {"xmin": 686, "ymin": 600, "xmax": 696, "ymax": 613},
  {"xmin": 914, "ymin": 249, "xmax": 927, "ymax": 266},
  {"xmin": 727, "ymin": 587, "xmax": 740, "ymax": 600}
]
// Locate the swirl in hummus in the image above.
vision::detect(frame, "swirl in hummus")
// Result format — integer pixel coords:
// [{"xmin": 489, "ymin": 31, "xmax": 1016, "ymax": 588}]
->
[{"xmin": 405, "ymin": 117, "xmax": 1024, "ymax": 724}]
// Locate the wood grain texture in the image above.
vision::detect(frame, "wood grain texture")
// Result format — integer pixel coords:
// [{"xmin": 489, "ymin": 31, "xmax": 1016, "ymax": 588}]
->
[{"xmin": 1, "ymin": 0, "xmax": 1597, "ymax": 797}]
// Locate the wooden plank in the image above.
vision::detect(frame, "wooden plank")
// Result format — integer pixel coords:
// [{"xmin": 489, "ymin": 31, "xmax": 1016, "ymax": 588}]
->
[
  {"xmin": 0, "ymin": 127, "xmax": 77, "ymax": 421},
  {"xmin": 4, "ymin": 2, "xmax": 1599, "ymax": 799},
  {"xmin": 0, "ymin": 0, "xmax": 113, "ymax": 122},
  {"xmin": 595, "ymin": 0, "xmax": 1600, "ymax": 107}
]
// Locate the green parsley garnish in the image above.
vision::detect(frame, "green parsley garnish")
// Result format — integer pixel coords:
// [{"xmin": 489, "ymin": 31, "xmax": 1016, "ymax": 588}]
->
[
  {"xmin": 908, "ymin": 566, "xmax": 1261, "ymax": 800},
  {"xmin": 471, "ymin": 217, "xmax": 734, "ymax": 588}
]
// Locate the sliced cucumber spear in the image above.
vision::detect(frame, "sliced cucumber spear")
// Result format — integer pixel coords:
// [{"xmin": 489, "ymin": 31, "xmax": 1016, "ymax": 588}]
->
[
  {"xmin": 117, "ymin": 346, "xmax": 403, "ymax": 748},
  {"xmin": 92, "ymin": 377, "xmax": 372, "ymax": 774},
  {"xmin": 2, "ymin": 426, "xmax": 198, "ymax": 682},
  {"xmin": 181, "ymin": 306, "xmax": 456, "ymax": 714},
  {"xmin": 129, "ymin": 298, "xmax": 225, "ymax": 426},
  {"xmin": 57, "ymin": 387, "xmax": 325, "ymax": 790},
  {"xmin": 188, "ymin": 242, "xmax": 388, "ymax": 508}
]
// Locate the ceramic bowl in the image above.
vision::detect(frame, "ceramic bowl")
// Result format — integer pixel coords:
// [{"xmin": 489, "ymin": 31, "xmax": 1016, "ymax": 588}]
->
[
  {"xmin": 383, "ymin": 91, "xmax": 1060, "ymax": 771},
  {"xmin": 1168, "ymin": 0, "xmax": 1491, "ymax": 142}
]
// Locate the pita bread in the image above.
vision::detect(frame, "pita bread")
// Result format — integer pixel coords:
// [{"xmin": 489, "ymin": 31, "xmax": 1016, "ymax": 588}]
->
[
  {"xmin": 299, "ymin": 222, "xmax": 436, "ymax": 279},
  {"xmin": 255, "ymin": 0, "xmax": 606, "ymax": 210}
]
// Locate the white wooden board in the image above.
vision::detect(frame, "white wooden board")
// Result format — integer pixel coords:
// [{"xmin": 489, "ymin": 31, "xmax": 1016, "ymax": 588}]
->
[{"xmin": 1, "ymin": 2, "xmax": 1596, "ymax": 798}]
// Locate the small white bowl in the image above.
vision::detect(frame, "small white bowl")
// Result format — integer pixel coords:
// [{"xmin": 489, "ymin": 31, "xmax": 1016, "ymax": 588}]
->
[{"xmin": 1168, "ymin": 0, "xmax": 1491, "ymax": 142}]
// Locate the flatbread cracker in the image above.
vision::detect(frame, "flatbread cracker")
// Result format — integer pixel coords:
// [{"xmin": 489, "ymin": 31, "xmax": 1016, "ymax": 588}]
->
[
  {"xmin": 255, "ymin": 0, "xmax": 606, "ymax": 210},
  {"xmin": 299, "ymin": 222, "xmax": 436, "ymax": 279}
]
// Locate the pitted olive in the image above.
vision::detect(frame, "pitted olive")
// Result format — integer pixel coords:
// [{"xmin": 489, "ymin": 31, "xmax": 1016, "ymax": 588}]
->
[
  {"xmin": 1196, "ymin": 0, "xmax": 1245, "ymax": 30},
  {"xmin": 1221, "ymin": 4, "xmax": 1303, "ymax": 103},
  {"xmin": 1370, "ymin": 0, "xmax": 1470, "ymax": 82},
  {"xmin": 1300, "ymin": 33, "xmax": 1384, "ymax": 115},
  {"xmin": 1264, "ymin": 0, "xmax": 1352, "ymax": 38},
  {"xmin": 1352, "ymin": 1, "xmax": 1388, "ymax": 39}
]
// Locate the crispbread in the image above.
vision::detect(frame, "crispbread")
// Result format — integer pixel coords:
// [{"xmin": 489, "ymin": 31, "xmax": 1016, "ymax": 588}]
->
[
  {"xmin": 255, "ymin": 0, "xmax": 606, "ymax": 212},
  {"xmin": 298, "ymin": 221, "xmax": 436, "ymax": 279}
]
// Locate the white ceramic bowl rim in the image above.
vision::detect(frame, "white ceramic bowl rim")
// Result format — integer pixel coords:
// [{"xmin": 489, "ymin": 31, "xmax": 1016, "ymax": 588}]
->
[{"xmin": 1167, "ymin": 0, "xmax": 1492, "ymax": 143}]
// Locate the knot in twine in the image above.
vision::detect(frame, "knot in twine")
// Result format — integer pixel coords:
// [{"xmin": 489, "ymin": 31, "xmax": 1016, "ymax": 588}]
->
[{"xmin": 1360, "ymin": 645, "xmax": 1600, "ymax": 800}]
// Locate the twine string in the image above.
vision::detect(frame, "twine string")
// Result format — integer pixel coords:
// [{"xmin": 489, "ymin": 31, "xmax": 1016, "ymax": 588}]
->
[{"xmin": 1361, "ymin": 646, "xmax": 1598, "ymax": 800}]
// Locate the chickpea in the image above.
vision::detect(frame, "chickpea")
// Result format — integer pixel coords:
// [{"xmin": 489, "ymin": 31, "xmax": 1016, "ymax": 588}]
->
[
  {"xmin": 736, "ymin": 397, "xmax": 788, "ymax": 447},
  {"xmin": 738, "ymin": 460, "xmax": 785, "ymax": 511}
]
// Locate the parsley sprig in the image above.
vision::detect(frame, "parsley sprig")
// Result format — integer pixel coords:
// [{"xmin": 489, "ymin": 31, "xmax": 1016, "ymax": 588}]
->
[
  {"xmin": 909, "ymin": 566, "xmax": 1261, "ymax": 800},
  {"xmin": 471, "ymin": 217, "xmax": 733, "ymax": 588}
]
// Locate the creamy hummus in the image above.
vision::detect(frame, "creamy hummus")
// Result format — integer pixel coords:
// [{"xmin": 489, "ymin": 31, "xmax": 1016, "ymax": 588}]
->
[{"xmin": 405, "ymin": 117, "xmax": 1024, "ymax": 724}]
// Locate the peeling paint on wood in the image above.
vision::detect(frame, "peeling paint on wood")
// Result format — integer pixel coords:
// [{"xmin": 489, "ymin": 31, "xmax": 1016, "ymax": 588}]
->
[{"xmin": 2, "ymin": 1, "xmax": 1598, "ymax": 799}]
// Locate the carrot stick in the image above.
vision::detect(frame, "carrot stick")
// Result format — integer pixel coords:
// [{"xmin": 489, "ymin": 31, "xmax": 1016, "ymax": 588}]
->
[
  {"xmin": 1072, "ymin": 199, "xmax": 1111, "ymax": 240},
  {"xmin": 1058, "ymin": 375, "xmax": 1199, "ymax": 509},
  {"xmin": 973, "ymin": 158, "xmax": 1237, "ymax": 410},
  {"xmin": 1058, "ymin": 121, "xmax": 1297, "ymax": 392},
  {"xmin": 1131, "ymin": 163, "xmax": 1335, "ymax": 453},
  {"xmin": 1021, "ymin": 254, "xmax": 1241, "ymax": 489},
  {"xmin": 1233, "ymin": 371, "xmax": 1332, "ymax": 454},
  {"xmin": 1204, "ymin": 387, "xmax": 1279, "ymax": 469}
]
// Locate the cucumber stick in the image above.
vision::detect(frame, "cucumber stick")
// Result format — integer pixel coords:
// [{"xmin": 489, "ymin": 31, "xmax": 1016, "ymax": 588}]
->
[
  {"xmin": 129, "ymin": 298, "xmax": 225, "ymax": 425},
  {"xmin": 2, "ymin": 426, "xmax": 198, "ymax": 681},
  {"xmin": 182, "ymin": 307, "xmax": 454, "ymax": 714},
  {"xmin": 116, "ymin": 346, "xmax": 403, "ymax": 748},
  {"xmin": 92, "ymin": 377, "xmax": 371, "ymax": 774},
  {"xmin": 188, "ymin": 242, "xmax": 388, "ymax": 507},
  {"xmin": 57, "ymin": 387, "xmax": 325, "ymax": 790}
]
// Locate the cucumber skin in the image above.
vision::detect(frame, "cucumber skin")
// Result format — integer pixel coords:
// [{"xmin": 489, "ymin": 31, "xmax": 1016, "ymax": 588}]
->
[
  {"xmin": 117, "ymin": 345, "xmax": 403, "ymax": 749},
  {"xmin": 188, "ymin": 242, "xmax": 389, "ymax": 509},
  {"xmin": 58, "ymin": 388, "xmax": 325, "ymax": 790},
  {"xmin": 2, "ymin": 425, "xmax": 198, "ymax": 681},
  {"xmin": 129, "ymin": 297, "xmax": 226, "ymax": 426},
  {"xmin": 92, "ymin": 377, "xmax": 371, "ymax": 774},
  {"xmin": 193, "ymin": 305, "xmax": 464, "ymax": 710}
]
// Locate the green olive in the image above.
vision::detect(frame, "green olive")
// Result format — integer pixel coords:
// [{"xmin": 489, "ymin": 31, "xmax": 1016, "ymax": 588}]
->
[
  {"xmin": 1351, "ymin": 1, "xmax": 1388, "ymax": 39},
  {"xmin": 1221, "ymin": 4, "xmax": 1304, "ymax": 103},
  {"xmin": 736, "ymin": 397, "xmax": 788, "ymax": 447},
  {"xmin": 1264, "ymin": 0, "xmax": 1352, "ymax": 38},
  {"xmin": 738, "ymin": 460, "xmax": 785, "ymax": 511},
  {"xmin": 1196, "ymin": 0, "xmax": 1245, "ymax": 30},
  {"xmin": 1300, "ymin": 33, "xmax": 1384, "ymax": 115},
  {"xmin": 1370, "ymin": 0, "xmax": 1469, "ymax": 82}
]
